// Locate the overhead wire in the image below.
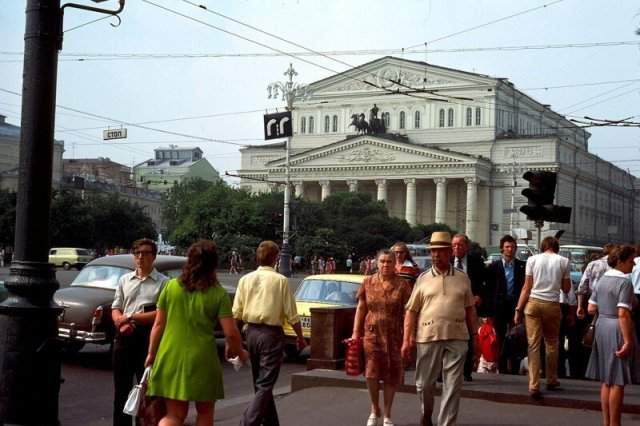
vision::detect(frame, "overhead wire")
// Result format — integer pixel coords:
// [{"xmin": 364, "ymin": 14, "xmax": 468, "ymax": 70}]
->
[{"xmin": 403, "ymin": 0, "xmax": 567, "ymax": 49}]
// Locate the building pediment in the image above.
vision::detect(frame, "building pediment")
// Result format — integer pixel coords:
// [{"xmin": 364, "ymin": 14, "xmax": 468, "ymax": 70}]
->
[
  {"xmin": 265, "ymin": 135, "xmax": 482, "ymax": 169},
  {"xmin": 309, "ymin": 56, "xmax": 497, "ymax": 95}
]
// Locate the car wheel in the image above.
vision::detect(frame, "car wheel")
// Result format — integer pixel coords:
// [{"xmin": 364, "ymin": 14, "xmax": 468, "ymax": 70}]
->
[{"xmin": 62, "ymin": 262, "xmax": 71, "ymax": 271}]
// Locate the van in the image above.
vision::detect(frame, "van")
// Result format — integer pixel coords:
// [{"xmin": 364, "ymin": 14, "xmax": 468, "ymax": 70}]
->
[{"xmin": 49, "ymin": 247, "xmax": 94, "ymax": 270}]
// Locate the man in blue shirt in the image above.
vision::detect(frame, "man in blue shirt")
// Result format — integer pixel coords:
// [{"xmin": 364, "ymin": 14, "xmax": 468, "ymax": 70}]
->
[{"xmin": 486, "ymin": 235, "xmax": 526, "ymax": 374}]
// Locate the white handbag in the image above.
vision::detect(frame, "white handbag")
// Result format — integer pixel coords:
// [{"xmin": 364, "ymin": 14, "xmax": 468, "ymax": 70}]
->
[{"xmin": 123, "ymin": 367, "xmax": 151, "ymax": 416}]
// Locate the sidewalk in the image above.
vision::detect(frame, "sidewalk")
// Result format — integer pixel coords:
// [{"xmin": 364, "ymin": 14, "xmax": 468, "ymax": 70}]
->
[
  {"xmin": 290, "ymin": 368, "xmax": 640, "ymax": 413},
  {"xmin": 213, "ymin": 386, "xmax": 640, "ymax": 426}
]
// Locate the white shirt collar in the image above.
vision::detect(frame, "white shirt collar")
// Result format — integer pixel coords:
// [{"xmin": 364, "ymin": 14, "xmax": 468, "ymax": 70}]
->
[{"xmin": 604, "ymin": 269, "xmax": 628, "ymax": 278}]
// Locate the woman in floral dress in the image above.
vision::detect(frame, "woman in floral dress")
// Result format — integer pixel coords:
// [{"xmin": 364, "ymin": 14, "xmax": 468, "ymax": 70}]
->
[{"xmin": 351, "ymin": 249, "xmax": 412, "ymax": 426}]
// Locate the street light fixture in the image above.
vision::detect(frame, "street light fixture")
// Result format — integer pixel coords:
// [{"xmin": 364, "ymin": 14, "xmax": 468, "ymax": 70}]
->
[{"xmin": 267, "ymin": 64, "xmax": 310, "ymax": 277}]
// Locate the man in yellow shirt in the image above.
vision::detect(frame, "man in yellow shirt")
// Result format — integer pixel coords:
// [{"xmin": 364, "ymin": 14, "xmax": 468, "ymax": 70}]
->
[
  {"xmin": 402, "ymin": 232, "xmax": 477, "ymax": 426},
  {"xmin": 233, "ymin": 240, "xmax": 305, "ymax": 426}
]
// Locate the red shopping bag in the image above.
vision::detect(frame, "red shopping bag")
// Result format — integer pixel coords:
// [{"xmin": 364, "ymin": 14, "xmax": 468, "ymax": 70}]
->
[
  {"xmin": 477, "ymin": 320, "xmax": 500, "ymax": 363},
  {"xmin": 344, "ymin": 338, "xmax": 364, "ymax": 376}
]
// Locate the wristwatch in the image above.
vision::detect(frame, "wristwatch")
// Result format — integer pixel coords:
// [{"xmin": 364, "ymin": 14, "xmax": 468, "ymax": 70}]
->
[
  {"xmin": 125, "ymin": 313, "xmax": 134, "ymax": 322},
  {"xmin": 515, "ymin": 307, "xmax": 523, "ymax": 313}
]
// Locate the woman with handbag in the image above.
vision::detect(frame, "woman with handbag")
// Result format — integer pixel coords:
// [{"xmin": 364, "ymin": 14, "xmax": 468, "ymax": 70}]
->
[
  {"xmin": 145, "ymin": 240, "xmax": 247, "ymax": 426},
  {"xmin": 585, "ymin": 245, "xmax": 639, "ymax": 426},
  {"xmin": 351, "ymin": 249, "xmax": 412, "ymax": 426}
]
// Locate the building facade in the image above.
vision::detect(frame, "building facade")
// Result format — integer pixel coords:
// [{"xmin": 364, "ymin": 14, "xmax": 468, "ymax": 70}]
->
[
  {"xmin": 63, "ymin": 157, "xmax": 132, "ymax": 187},
  {"xmin": 0, "ymin": 114, "xmax": 64, "ymax": 191},
  {"xmin": 239, "ymin": 57, "xmax": 640, "ymax": 247},
  {"xmin": 134, "ymin": 146, "xmax": 220, "ymax": 192}
]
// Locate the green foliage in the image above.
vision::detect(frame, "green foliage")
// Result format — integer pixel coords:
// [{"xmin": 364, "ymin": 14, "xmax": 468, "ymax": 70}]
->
[{"xmin": 409, "ymin": 223, "xmax": 457, "ymax": 243}]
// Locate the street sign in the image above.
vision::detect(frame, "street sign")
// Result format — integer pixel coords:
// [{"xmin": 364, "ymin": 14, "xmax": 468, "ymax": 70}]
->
[
  {"xmin": 264, "ymin": 111, "xmax": 292, "ymax": 140},
  {"xmin": 103, "ymin": 128, "xmax": 128, "ymax": 140}
]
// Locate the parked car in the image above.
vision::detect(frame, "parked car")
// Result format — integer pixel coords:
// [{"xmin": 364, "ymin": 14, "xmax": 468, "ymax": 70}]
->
[
  {"xmin": 49, "ymin": 247, "xmax": 94, "ymax": 270},
  {"xmin": 282, "ymin": 274, "xmax": 365, "ymax": 357},
  {"xmin": 413, "ymin": 255, "xmax": 432, "ymax": 271},
  {"xmin": 53, "ymin": 254, "xmax": 236, "ymax": 352}
]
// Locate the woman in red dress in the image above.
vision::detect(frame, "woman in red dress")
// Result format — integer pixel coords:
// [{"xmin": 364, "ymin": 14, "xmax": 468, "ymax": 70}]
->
[{"xmin": 351, "ymin": 249, "xmax": 412, "ymax": 426}]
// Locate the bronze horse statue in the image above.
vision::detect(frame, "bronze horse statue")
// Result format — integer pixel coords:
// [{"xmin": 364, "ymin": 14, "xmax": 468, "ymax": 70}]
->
[{"xmin": 350, "ymin": 113, "xmax": 370, "ymax": 135}]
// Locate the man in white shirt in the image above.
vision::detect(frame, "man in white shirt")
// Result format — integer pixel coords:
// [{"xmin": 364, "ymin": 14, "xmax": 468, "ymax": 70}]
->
[
  {"xmin": 514, "ymin": 237, "xmax": 570, "ymax": 400},
  {"xmin": 631, "ymin": 247, "xmax": 640, "ymax": 341}
]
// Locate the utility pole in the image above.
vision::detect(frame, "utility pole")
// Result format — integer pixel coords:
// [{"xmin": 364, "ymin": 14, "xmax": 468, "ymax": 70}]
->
[
  {"xmin": 0, "ymin": 2, "xmax": 125, "ymax": 424},
  {"xmin": 509, "ymin": 153, "xmax": 520, "ymax": 234},
  {"xmin": 267, "ymin": 64, "xmax": 310, "ymax": 277}
]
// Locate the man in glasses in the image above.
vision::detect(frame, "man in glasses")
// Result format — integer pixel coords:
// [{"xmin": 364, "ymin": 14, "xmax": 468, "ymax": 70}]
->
[{"xmin": 111, "ymin": 238, "xmax": 168, "ymax": 426}]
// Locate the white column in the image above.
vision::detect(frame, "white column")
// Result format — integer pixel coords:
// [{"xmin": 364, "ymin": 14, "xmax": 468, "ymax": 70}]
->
[
  {"xmin": 404, "ymin": 178, "xmax": 417, "ymax": 226},
  {"xmin": 320, "ymin": 180, "xmax": 331, "ymax": 201},
  {"xmin": 375, "ymin": 179, "xmax": 387, "ymax": 202},
  {"xmin": 434, "ymin": 177, "xmax": 448, "ymax": 224},
  {"xmin": 347, "ymin": 179, "xmax": 358, "ymax": 193},
  {"xmin": 293, "ymin": 181, "xmax": 304, "ymax": 198},
  {"xmin": 465, "ymin": 176, "xmax": 480, "ymax": 241}
]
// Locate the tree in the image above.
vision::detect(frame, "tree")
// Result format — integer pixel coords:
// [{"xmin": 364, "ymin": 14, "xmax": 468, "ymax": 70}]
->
[{"xmin": 49, "ymin": 190, "xmax": 94, "ymax": 247}]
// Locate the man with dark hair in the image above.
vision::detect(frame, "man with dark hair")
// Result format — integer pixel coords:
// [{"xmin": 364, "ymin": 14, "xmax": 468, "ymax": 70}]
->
[
  {"xmin": 233, "ymin": 241, "xmax": 305, "ymax": 426},
  {"xmin": 111, "ymin": 238, "xmax": 168, "ymax": 426},
  {"xmin": 451, "ymin": 233, "xmax": 487, "ymax": 381},
  {"xmin": 486, "ymin": 235, "xmax": 526, "ymax": 374}
]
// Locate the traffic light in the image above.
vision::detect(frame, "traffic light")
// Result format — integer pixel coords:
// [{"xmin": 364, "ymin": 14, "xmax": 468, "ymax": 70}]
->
[{"xmin": 519, "ymin": 171, "xmax": 572, "ymax": 223}]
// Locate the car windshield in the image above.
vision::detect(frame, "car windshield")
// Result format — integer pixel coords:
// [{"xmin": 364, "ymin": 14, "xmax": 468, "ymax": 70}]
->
[
  {"xmin": 295, "ymin": 279, "xmax": 360, "ymax": 305},
  {"xmin": 71, "ymin": 265, "xmax": 131, "ymax": 289}
]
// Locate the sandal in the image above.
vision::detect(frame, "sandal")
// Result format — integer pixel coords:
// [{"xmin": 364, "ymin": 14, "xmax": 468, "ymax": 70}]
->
[
  {"xmin": 366, "ymin": 413, "xmax": 380, "ymax": 426},
  {"xmin": 383, "ymin": 418, "xmax": 395, "ymax": 426}
]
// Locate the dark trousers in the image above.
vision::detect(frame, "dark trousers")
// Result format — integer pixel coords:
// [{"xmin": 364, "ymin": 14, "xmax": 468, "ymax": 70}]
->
[
  {"xmin": 112, "ymin": 328, "xmax": 150, "ymax": 426},
  {"xmin": 240, "ymin": 324, "xmax": 284, "ymax": 426},
  {"xmin": 495, "ymin": 296, "xmax": 522, "ymax": 374},
  {"xmin": 634, "ymin": 295, "xmax": 640, "ymax": 343}
]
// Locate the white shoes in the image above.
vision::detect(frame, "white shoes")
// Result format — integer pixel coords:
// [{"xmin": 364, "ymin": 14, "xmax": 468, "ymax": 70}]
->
[{"xmin": 366, "ymin": 414, "xmax": 394, "ymax": 426}]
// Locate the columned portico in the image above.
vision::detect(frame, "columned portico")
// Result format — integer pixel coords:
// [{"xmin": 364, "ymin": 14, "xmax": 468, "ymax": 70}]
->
[
  {"xmin": 375, "ymin": 179, "xmax": 387, "ymax": 202},
  {"xmin": 320, "ymin": 179, "xmax": 331, "ymax": 201},
  {"xmin": 293, "ymin": 181, "xmax": 304, "ymax": 198},
  {"xmin": 404, "ymin": 178, "xmax": 417, "ymax": 225},
  {"xmin": 347, "ymin": 179, "xmax": 358, "ymax": 193},
  {"xmin": 464, "ymin": 176, "xmax": 480, "ymax": 241},
  {"xmin": 434, "ymin": 177, "xmax": 447, "ymax": 224}
]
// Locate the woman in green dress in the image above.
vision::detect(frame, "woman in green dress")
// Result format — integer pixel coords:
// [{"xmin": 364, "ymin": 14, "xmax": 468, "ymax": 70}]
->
[{"xmin": 145, "ymin": 240, "xmax": 247, "ymax": 426}]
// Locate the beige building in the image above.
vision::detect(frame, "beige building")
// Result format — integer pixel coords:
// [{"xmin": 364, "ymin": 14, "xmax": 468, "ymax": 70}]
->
[
  {"xmin": 63, "ymin": 157, "xmax": 132, "ymax": 186},
  {"xmin": 239, "ymin": 57, "xmax": 640, "ymax": 247},
  {"xmin": 0, "ymin": 114, "xmax": 64, "ymax": 191}
]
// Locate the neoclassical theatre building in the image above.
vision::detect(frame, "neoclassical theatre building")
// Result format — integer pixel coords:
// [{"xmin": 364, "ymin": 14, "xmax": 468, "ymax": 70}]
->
[{"xmin": 239, "ymin": 57, "xmax": 640, "ymax": 247}]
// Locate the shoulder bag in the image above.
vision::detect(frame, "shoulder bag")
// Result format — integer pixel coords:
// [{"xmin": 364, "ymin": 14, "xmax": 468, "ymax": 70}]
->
[{"xmin": 582, "ymin": 313, "xmax": 598, "ymax": 348}]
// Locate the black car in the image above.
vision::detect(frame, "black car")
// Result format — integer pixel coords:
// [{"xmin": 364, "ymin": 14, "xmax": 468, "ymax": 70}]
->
[{"xmin": 53, "ymin": 254, "xmax": 235, "ymax": 352}]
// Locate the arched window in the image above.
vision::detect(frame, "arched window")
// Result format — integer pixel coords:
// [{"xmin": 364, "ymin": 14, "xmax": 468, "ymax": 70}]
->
[
  {"xmin": 414, "ymin": 111, "xmax": 421, "ymax": 128},
  {"xmin": 439, "ymin": 109, "xmax": 445, "ymax": 127},
  {"xmin": 332, "ymin": 115, "xmax": 338, "ymax": 132},
  {"xmin": 466, "ymin": 107, "xmax": 472, "ymax": 126},
  {"xmin": 300, "ymin": 117, "xmax": 306, "ymax": 134},
  {"xmin": 324, "ymin": 115, "xmax": 330, "ymax": 133},
  {"xmin": 308, "ymin": 116, "xmax": 314, "ymax": 134},
  {"xmin": 383, "ymin": 112, "xmax": 390, "ymax": 128},
  {"xmin": 475, "ymin": 107, "xmax": 481, "ymax": 126},
  {"xmin": 447, "ymin": 108, "xmax": 454, "ymax": 127},
  {"xmin": 399, "ymin": 111, "xmax": 406, "ymax": 129}
]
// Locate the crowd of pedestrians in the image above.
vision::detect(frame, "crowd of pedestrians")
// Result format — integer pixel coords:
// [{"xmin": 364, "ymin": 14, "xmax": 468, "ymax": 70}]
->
[{"xmin": 107, "ymin": 234, "xmax": 640, "ymax": 426}]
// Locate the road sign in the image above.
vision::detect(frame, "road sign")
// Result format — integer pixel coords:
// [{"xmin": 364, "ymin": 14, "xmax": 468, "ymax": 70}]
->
[
  {"xmin": 103, "ymin": 128, "xmax": 128, "ymax": 140},
  {"xmin": 264, "ymin": 111, "xmax": 292, "ymax": 140}
]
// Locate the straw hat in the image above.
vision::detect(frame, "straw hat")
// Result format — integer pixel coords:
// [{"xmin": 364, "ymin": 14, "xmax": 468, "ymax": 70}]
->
[{"xmin": 428, "ymin": 231, "xmax": 452, "ymax": 249}]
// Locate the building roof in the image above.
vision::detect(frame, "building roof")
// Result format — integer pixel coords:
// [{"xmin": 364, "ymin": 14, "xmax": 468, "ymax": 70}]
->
[{"xmin": 0, "ymin": 115, "xmax": 21, "ymax": 138}]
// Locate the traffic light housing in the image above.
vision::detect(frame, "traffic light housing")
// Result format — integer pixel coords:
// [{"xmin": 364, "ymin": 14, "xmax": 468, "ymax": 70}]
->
[{"xmin": 519, "ymin": 171, "xmax": 572, "ymax": 224}]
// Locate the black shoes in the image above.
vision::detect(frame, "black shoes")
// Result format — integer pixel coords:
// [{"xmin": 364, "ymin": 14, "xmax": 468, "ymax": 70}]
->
[
  {"xmin": 464, "ymin": 374, "xmax": 473, "ymax": 382},
  {"xmin": 546, "ymin": 383, "xmax": 563, "ymax": 391},
  {"xmin": 529, "ymin": 390, "xmax": 543, "ymax": 401}
]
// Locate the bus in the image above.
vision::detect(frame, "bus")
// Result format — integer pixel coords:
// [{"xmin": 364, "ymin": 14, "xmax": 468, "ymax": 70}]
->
[{"xmin": 559, "ymin": 245, "xmax": 603, "ymax": 271}]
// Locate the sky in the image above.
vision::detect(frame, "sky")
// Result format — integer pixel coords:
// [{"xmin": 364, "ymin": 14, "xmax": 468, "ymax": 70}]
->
[{"xmin": 1, "ymin": 0, "xmax": 639, "ymax": 183}]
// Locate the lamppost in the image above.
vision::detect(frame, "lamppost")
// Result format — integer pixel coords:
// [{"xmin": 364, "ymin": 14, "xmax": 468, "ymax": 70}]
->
[
  {"xmin": 0, "ymin": 1, "xmax": 124, "ymax": 424},
  {"xmin": 267, "ymin": 64, "xmax": 309, "ymax": 277}
]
